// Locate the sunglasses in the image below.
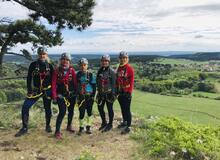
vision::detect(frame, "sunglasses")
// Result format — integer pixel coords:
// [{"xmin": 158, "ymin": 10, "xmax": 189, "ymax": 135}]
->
[
  {"xmin": 119, "ymin": 57, "xmax": 128, "ymax": 59},
  {"xmin": 61, "ymin": 58, "xmax": 70, "ymax": 61}
]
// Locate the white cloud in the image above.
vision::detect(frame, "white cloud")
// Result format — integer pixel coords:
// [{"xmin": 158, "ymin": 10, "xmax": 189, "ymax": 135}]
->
[
  {"xmin": 1, "ymin": 0, "xmax": 220, "ymax": 53},
  {"xmin": 0, "ymin": 1, "xmax": 30, "ymax": 20}
]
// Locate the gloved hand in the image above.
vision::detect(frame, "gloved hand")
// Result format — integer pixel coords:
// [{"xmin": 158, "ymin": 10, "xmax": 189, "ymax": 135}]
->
[
  {"xmin": 124, "ymin": 92, "xmax": 131, "ymax": 99},
  {"xmin": 52, "ymin": 98, "xmax": 57, "ymax": 105}
]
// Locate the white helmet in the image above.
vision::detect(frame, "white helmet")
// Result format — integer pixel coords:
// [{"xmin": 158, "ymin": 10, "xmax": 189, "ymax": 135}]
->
[
  {"xmin": 101, "ymin": 54, "xmax": 110, "ymax": 61},
  {"xmin": 119, "ymin": 51, "xmax": 128, "ymax": 58},
  {"xmin": 60, "ymin": 52, "xmax": 71, "ymax": 61},
  {"xmin": 78, "ymin": 58, "xmax": 88, "ymax": 65},
  {"xmin": 37, "ymin": 47, "xmax": 47, "ymax": 55}
]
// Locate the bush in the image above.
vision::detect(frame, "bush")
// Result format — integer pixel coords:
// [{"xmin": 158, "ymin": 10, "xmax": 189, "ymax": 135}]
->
[
  {"xmin": 4, "ymin": 88, "xmax": 26, "ymax": 102},
  {"xmin": 196, "ymin": 82, "xmax": 214, "ymax": 92},
  {"xmin": 174, "ymin": 80, "xmax": 193, "ymax": 89},
  {"xmin": 0, "ymin": 91, "xmax": 7, "ymax": 103},
  {"xmin": 75, "ymin": 151, "xmax": 96, "ymax": 160},
  {"xmin": 131, "ymin": 117, "xmax": 220, "ymax": 160}
]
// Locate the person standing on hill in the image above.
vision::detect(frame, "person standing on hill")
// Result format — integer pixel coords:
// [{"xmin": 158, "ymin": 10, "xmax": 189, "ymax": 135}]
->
[
  {"xmin": 96, "ymin": 55, "xmax": 116, "ymax": 132},
  {"xmin": 15, "ymin": 47, "xmax": 53, "ymax": 137},
  {"xmin": 76, "ymin": 58, "xmax": 96, "ymax": 135},
  {"xmin": 116, "ymin": 51, "xmax": 134, "ymax": 134},
  {"xmin": 52, "ymin": 53, "xmax": 77, "ymax": 139}
]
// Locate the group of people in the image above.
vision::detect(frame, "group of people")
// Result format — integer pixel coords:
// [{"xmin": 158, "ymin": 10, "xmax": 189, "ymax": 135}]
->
[{"xmin": 15, "ymin": 47, "xmax": 134, "ymax": 139}]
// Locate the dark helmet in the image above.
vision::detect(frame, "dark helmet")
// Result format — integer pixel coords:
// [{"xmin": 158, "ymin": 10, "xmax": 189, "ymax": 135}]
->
[
  {"xmin": 60, "ymin": 52, "xmax": 71, "ymax": 61},
  {"xmin": 101, "ymin": 54, "xmax": 110, "ymax": 61},
  {"xmin": 37, "ymin": 47, "xmax": 47, "ymax": 55},
  {"xmin": 119, "ymin": 51, "xmax": 128, "ymax": 58},
  {"xmin": 78, "ymin": 58, "xmax": 88, "ymax": 65}
]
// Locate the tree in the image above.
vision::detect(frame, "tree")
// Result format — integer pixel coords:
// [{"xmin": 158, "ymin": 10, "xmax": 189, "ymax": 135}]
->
[
  {"xmin": 0, "ymin": 19, "xmax": 63, "ymax": 73},
  {"xmin": 4, "ymin": 0, "xmax": 95, "ymax": 30},
  {"xmin": 0, "ymin": 0, "xmax": 96, "ymax": 74}
]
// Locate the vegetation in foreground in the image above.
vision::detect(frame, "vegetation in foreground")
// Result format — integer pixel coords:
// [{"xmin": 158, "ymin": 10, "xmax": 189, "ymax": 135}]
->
[{"xmin": 132, "ymin": 117, "xmax": 220, "ymax": 160}]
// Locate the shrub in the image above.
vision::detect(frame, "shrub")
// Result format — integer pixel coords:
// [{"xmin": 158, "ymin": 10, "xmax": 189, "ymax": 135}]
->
[
  {"xmin": 75, "ymin": 151, "xmax": 96, "ymax": 160},
  {"xmin": 0, "ymin": 91, "xmax": 7, "ymax": 103},
  {"xmin": 4, "ymin": 88, "xmax": 26, "ymax": 102},
  {"xmin": 131, "ymin": 117, "xmax": 220, "ymax": 160},
  {"xmin": 197, "ymin": 82, "xmax": 214, "ymax": 92}
]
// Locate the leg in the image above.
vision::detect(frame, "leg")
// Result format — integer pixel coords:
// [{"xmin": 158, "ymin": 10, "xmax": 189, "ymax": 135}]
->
[
  {"xmin": 124, "ymin": 96, "xmax": 132, "ymax": 127},
  {"xmin": 97, "ymin": 98, "xmax": 107, "ymax": 129},
  {"xmin": 67, "ymin": 97, "xmax": 76, "ymax": 132},
  {"xmin": 78, "ymin": 102, "xmax": 86, "ymax": 135},
  {"xmin": 43, "ymin": 96, "xmax": 52, "ymax": 132},
  {"xmin": 121, "ymin": 95, "xmax": 132, "ymax": 135},
  {"xmin": 118, "ymin": 95, "xmax": 127, "ymax": 126},
  {"xmin": 15, "ymin": 98, "xmax": 38, "ymax": 137},
  {"xmin": 86, "ymin": 98, "xmax": 93, "ymax": 134},
  {"xmin": 106, "ymin": 100, "xmax": 114, "ymax": 125},
  {"xmin": 55, "ymin": 98, "xmax": 66, "ymax": 133},
  {"xmin": 22, "ymin": 98, "xmax": 38, "ymax": 129}
]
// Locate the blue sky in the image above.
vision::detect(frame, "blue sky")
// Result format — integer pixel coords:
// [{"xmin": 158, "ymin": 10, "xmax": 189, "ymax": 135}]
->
[{"xmin": 1, "ymin": 0, "xmax": 220, "ymax": 54}]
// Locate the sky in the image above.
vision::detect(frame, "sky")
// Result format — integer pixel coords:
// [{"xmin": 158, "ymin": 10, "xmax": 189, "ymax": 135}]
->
[{"xmin": 1, "ymin": 0, "xmax": 220, "ymax": 54}]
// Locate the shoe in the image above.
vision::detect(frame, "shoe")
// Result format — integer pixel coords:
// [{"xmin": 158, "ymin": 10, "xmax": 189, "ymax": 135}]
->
[
  {"xmin": 121, "ymin": 127, "xmax": 130, "ymax": 135},
  {"xmin": 102, "ymin": 124, "xmax": 113, "ymax": 132},
  {"xmin": 77, "ymin": 127, "xmax": 84, "ymax": 136},
  {"xmin": 98, "ymin": 123, "xmax": 107, "ymax": 131},
  {"xmin": 86, "ymin": 126, "xmax": 92, "ymax": 134},
  {"xmin": 66, "ymin": 126, "xmax": 75, "ymax": 133},
  {"xmin": 45, "ymin": 125, "xmax": 52, "ymax": 133},
  {"xmin": 55, "ymin": 132, "xmax": 62, "ymax": 139},
  {"xmin": 15, "ymin": 127, "xmax": 28, "ymax": 137},
  {"xmin": 117, "ymin": 122, "xmax": 127, "ymax": 129}
]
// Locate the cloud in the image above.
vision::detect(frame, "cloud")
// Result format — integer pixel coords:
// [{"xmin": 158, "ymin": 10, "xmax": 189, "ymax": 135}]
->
[
  {"xmin": 0, "ymin": 1, "xmax": 30, "ymax": 20},
  {"xmin": 195, "ymin": 35, "xmax": 204, "ymax": 39},
  {"xmin": 1, "ymin": 0, "xmax": 220, "ymax": 53}
]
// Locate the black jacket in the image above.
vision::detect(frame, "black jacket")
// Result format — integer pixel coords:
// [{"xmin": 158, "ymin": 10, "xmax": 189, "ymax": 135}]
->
[{"xmin": 27, "ymin": 59, "xmax": 54, "ymax": 93}]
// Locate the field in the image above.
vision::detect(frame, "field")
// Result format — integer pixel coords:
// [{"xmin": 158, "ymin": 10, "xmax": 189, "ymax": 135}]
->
[
  {"xmin": 130, "ymin": 90, "xmax": 220, "ymax": 125},
  {"xmin": 1, "ymin": 55, "xmax": 220, "ymax": 159}
]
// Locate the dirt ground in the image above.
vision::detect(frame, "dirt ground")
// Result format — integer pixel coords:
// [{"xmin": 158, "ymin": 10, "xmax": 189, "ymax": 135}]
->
[{"xmin": 0, "ymin": 115, "xmax": 139, "ymax": 160}]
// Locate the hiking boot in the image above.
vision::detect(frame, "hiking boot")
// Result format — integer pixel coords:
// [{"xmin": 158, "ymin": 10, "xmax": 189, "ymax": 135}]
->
[
  {"xmin": 66, "ymin": 125, "xmax": 75, "ymax": 133},
  {"xmin": 117, "ymin": 122, "xmax": 127, "ymax": 129},
  {"xmin": 45, "ymin": 125, "xmax": 52, "ymax": 133},
  {"xmin": 15, "ymin": 127, "xmax": 28, "ymax": 137},
  {"xmin": 77, "ymin": 127, "xmax": 84, "ymax": 136},
  {"xmin": 98, "ymin": 123, "xmax": 107, "ymax": 131},
  {"xmin": 55, "ymin": 132, "xmax": 62, "ymax": 139},
  {"xmin": 86, "ymin": 126, "xmax": 92, "ymax": 134},
  {"xmin": 121, "ymin": 127, "xmax": 130, "ymax": 135},
  {"xmin": 102, "ymin": 124, "xmax": 113, "ymax": 132}
]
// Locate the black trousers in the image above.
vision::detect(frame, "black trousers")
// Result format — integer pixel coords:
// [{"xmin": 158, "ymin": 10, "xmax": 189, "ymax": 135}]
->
[
  {"xmin": 22, "ymin": 95, "xmax": 52, "ymax": 129},
  {"xmin": 55, "ymin": 97, "xmax": 76, "ymax": 133},
  {"xmin": 118, "ymin": 94, "xmax": 132, "ymax": 127},
  {"xmin": 78, "ymin": 96, "xmax": 94, "ymax": 127},
  {"xmin": 97, "ymin": 95, "xmax": 114, "ymax": 125}
]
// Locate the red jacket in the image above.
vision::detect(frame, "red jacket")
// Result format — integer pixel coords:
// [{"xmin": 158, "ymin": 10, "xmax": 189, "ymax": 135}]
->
[
  {"xmin": 116, "ymin": 63, "xmax": 134, "ymax": 94},
  {"xmin": 52, "ymin": 66, "xmax": 77, "ymax": 99}
]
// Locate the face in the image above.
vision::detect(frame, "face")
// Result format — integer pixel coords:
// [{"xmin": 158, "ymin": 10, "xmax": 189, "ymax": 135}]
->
[
  {"xmin": 61, "ymin": 58, "xmax": 70, "ymax": 67},
  {"xmin": 119, "ymin": 56, "xmax": 128, "ymax": 65},
  {"xmin": 38, "ymin": 52, "xmax": 47, "ymax": 61},
  {"xmin": 80, "ymin": 63, "xmax": 88, "ymax": 72},
  {"xmin": 101, "ymin": 59, "xmax": 109, "ymax": 68}
]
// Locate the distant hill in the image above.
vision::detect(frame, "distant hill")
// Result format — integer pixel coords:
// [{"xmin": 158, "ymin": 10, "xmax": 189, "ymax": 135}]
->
[{"xmin": 169, "ymin": 52, "xmax": 220, "ymax": 61}]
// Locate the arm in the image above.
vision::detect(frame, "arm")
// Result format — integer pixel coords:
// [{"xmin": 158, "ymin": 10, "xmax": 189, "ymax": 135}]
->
[
  {"xmin": 128, "ymin": 66, "xmax": 134, "ymax": 94},
  {"xmin": 91, "ymin": 73, "xmax": 96, "ymax": 97},
  {"xmin": 51, "ymin": 69, "xmax": 58, "ymax": 99},
  {"xmin": 27, "ymin": 62, "xmax": 34, "ymax": 94},
  {"xmin": 111, "ymin": 68, "xmax": 116, "ymax": 94},
  {"xmin": 72, "ymin": 68, "xmax": 77, "ymax": 94}
]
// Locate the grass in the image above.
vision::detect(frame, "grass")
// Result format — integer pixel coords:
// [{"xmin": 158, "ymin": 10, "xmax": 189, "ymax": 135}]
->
[
  {"xmin": 152, "ymin": 58, "xmax": 207, "ymax": 65},
  {"xmin": 125, "ymin": 90, "xmax": 220, "ymax": 125}
]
